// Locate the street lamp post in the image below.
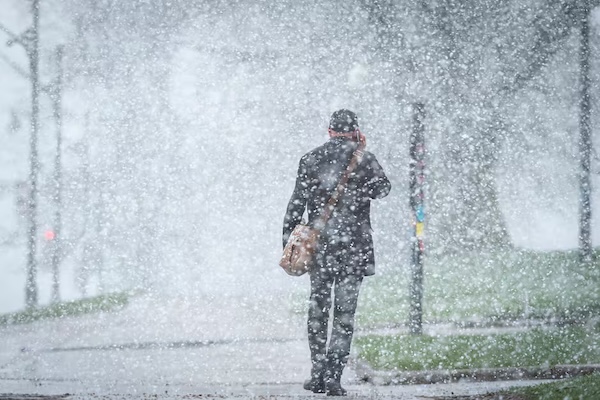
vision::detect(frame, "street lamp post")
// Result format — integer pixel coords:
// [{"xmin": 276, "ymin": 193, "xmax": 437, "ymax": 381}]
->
[
  {"xmin": 409, "ymin": 102, "xmax": 426, "ymax": 335},
  {"xmin": 579, "ymin": 0, "xmax": 592, "ymax": 263},
  {"xmin": 27, "ymin": 0, "xmax": 41, "ymax": 309},
  {"xmin": 51, "ymin": 45, "xmax": 64, "ymax": 303}
]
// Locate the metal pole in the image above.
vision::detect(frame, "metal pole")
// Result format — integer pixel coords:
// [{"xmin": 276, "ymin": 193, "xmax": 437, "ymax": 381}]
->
[
  {"xmin": 51, "ymin": 45, "xmax": 64, "ymax": 303},
  {"xmin": 25, "ymin": 0, "xmax": 40, "ymax": 309},
  {"xmin": 579, "ymin": 0, "xmax": 592, "ymax": 263},
  {"xmin": 409, "ymin": 102, "xmax": 425, "ymax": 335}
]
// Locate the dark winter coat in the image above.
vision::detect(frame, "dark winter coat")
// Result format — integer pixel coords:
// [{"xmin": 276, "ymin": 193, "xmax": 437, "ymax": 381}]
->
[{"xmin": 283, "ymin": 137, "xmax": 391, "ymax": 277}]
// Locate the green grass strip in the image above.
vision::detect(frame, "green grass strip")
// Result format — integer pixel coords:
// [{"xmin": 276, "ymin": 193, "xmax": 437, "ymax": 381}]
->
[
  {"xmin": 355, "ymin": 248, "xmax": 600, "ymax": 327},
  {"xmin": 357, "ymin": 326, "xmax": 600, "ymax": 371},
  {"xmin": 508, "ymin": 372, "xmax": 600, "ymax": 400},
  {"xmin": 0, "ymin": 292, "xmax": 130, "ymax": 326}
]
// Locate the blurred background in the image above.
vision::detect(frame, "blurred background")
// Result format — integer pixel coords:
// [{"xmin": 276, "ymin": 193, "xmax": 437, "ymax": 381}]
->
[{"xmin": 1, "ymin": 0, "xmax": 599, "ymax": 316}]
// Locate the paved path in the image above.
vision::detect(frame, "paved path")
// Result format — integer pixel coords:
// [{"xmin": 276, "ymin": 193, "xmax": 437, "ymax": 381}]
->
[{"xmin": 0, "ymin": 273, "xmax": 545, "ymax": 399}]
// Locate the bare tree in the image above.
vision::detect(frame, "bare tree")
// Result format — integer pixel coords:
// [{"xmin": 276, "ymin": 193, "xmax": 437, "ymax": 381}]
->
[{"xmin": 362, "ymin": 0, "xmax": 595, "ymax": 253}]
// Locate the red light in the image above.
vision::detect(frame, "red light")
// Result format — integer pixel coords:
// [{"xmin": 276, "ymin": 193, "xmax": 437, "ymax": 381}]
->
[{"xmin": 44, "ymin": 230, "xmax": 55, "ymax": 241}]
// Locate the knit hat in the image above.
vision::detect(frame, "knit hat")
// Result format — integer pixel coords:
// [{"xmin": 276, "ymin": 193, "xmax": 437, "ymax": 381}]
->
[{"xmin": 329, "ymin": 109, "xmax": 359, "ymax": 133}]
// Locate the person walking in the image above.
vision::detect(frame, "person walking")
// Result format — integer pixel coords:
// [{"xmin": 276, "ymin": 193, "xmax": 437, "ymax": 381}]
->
[{"xmin": 283, "ymin": 109, "xmax": 391, "ymax": 396}]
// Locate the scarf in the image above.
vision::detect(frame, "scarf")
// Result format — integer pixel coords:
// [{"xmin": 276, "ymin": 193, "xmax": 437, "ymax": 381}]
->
[{"xmin": 328, "ymin": 128, "xmax": 366, "ymax": 145}]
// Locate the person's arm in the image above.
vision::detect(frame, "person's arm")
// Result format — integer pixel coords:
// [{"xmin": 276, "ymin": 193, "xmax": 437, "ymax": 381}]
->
[
  {"xmin": 283, "ymin": 156, "xmax": 309, "ymax": 248},
  {"xmin": 364, "ymin": 154, "xmax": 391, "ymax": 199}
]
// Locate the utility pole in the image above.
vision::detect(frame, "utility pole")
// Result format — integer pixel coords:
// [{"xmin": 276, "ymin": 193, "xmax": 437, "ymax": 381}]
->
[
  {"xmin": 50, "ymin": 45, "xmax": 64, "ymax": 303},
  {"xmin": 26, "ymin": 0, "xmax": 40, "ymax": 308},
  {"xmin": 1, "ymin": 0, "xmax": 42, "ymax": 308},
  {"xmin": 409, "ymin": 102, "xmax": 426, "ymax": 335},
  {"xmin": 579, "ymin": 0, "xmax": 592, "ymax": 263}
]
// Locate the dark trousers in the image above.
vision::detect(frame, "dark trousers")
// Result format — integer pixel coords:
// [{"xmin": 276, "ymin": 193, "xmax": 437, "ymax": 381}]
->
[{"xmin": 308, "ymin": 257, "xmax": 363, "ymax": 383}]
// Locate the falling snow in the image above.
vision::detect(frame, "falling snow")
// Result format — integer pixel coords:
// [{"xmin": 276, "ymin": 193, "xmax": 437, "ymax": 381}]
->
[{"xmin": 1, "ymin": 1, "xmax": 600, "ymax": 399}]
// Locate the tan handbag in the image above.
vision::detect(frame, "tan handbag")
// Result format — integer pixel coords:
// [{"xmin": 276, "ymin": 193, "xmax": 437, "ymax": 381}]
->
[
  {"xmin": 279, "ymin": 223, "xmax": 320, "ymax": 276},
  {"xmin": 279, "ymin": 146, "xmax": 364, "ymax": 276}
]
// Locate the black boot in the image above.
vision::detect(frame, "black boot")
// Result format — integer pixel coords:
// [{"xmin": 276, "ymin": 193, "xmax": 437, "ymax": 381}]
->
[
  {"xmin": 303, "ymin": 377, "xmax": 326, "ymax": 393},
  {"xmin": 304, "ymin": 362, "xmax": 326, "ymax": 393},
  {"xmin": 304, "ymin": 365, "xmax": 326, "ymax": 394},
  {"xmin": 325, "ymin": 380, "xmax": 347, "ymax": 397},
  {"xmin": 305, "ymin": 354, "xmax": 327, "ymax": 393},
  {"xmin": 324, "ymin": 366, "xmax": 346, "ymax": 396}
]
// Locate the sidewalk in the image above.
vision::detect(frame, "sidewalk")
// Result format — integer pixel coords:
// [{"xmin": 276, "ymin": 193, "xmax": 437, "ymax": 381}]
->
[
  {"xmin": 0, "ymin": 288, "xmax": 311, "ymax": 385},
  {"xmin": 0, "ymin": 273, "xmax": 568, "ymax": 398}
]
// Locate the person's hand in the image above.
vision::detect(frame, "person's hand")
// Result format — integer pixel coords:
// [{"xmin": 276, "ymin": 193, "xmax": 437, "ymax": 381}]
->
[{"xmin": 358, "ymin": 131, "xmax": 367, "ymax": 149}]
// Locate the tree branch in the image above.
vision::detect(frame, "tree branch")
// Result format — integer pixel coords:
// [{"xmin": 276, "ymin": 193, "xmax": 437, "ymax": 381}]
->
[
  {"xmin": 507, "ymin": 0, "xmax": 581, "ymax": 93},
  {"xmin": 0, "ymin": 51, "xmax": 29, "ymax": 79}
]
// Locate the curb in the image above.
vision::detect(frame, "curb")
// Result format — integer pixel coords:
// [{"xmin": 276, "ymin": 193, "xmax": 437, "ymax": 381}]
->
[{"xmin": 352, "ymin": 360, "xmax": 600, "ymax": 385}]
